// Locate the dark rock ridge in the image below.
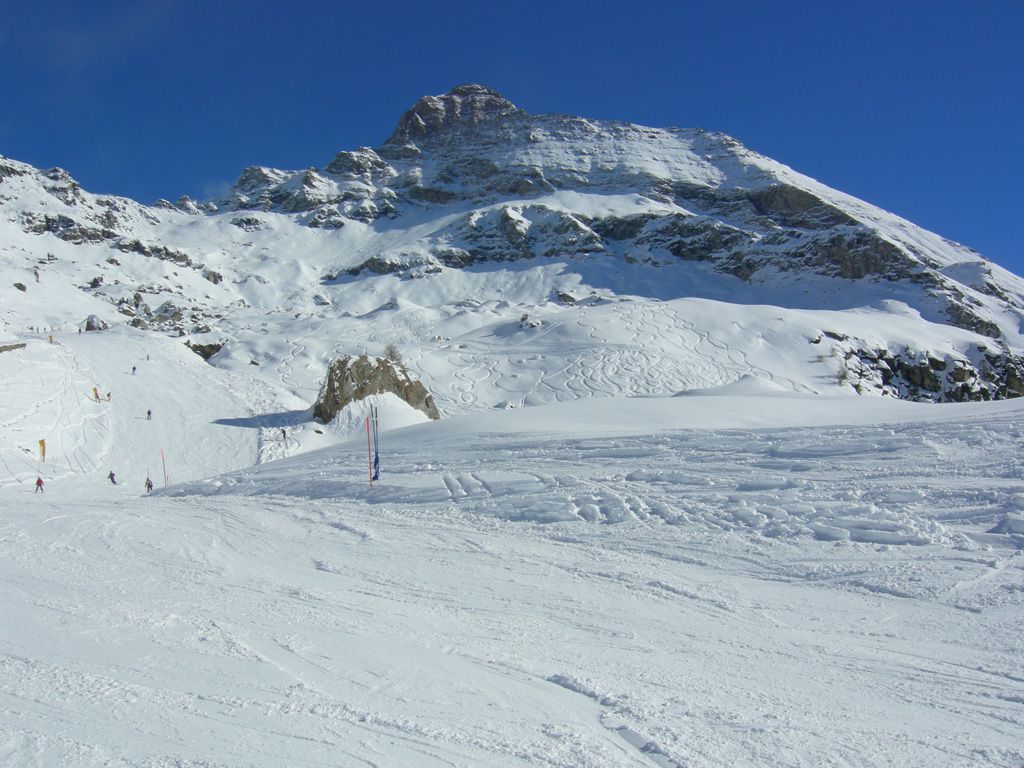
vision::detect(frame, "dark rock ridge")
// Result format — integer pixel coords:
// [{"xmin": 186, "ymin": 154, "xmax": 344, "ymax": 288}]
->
[{"xmin": 314, "ymin": 355, "xmax": 440, "ymax": 423}]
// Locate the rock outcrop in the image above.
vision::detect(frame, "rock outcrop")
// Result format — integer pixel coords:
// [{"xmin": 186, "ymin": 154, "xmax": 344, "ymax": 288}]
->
[
  {"xmin": 184, "ymin": 340, "xmax": 224, "ymax": 360},
  {"xmin": 812, "ymin": 335, "xmax": 1024, "ymax": 402},
  {"xmin": 313, "ymin": 355, "xmax": 440, "ymax": 423},
  {"xmin": 383, "ymin": 84, "xmax": 523, "ymax": 149},
  {"xmin": 83, "ymin": 315, "xmax": 108, "ymax": 331}
]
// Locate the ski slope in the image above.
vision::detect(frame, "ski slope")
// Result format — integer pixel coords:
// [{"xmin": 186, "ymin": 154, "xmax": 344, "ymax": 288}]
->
[
  {"xmin": 0, "ymin": 328, "xmax": 264, "ymax": 493},
  {"xmin": 2, "ymin": 353, "xmax": 1023, "ymax": 766}
]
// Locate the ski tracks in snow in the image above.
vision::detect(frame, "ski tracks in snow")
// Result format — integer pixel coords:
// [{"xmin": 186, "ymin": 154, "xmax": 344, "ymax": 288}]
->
[
  {"xmin": 0, "ymin": 341, "xmax": 112, "ymax": 486},
  {"xmin": 5, "ymin": 433, "xmax": 1024, "ymax": 767},
  {"xmin": 426, "ymin": 298, "xmax": 813, "ymax": 415}
]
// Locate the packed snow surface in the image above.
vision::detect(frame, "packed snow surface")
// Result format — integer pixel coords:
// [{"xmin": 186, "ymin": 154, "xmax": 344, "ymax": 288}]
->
[{"xmin": 2, "ymin": 330, "xmax": 1023, "ymax": 767}]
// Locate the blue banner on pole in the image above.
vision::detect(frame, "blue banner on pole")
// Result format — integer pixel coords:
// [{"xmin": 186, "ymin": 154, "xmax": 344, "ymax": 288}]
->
[{"xmin": 371, "ymin": 405, "xmax": 380, "ymax": 480}]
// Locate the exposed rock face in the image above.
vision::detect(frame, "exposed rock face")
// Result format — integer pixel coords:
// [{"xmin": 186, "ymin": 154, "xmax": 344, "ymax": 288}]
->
[
  {"xmin": 325, "ymin": 147, "xmax": 394, "ymax": 181},
  {"xmin": 175, "ymin": 196, "xmax": 202, "ymax": 214},
  {"xmin": 814, "ymin": 334, "xmax": 1024, "ymax": 402},
  {"xmin": 230, "ymin": 216, "xmax": 264, "ymax": 231},
  {"xmin": 217, "ymin": 157, "xmax": 397, "ymax": 223},
  {"xmin": 22, "ymin": 212, "xmax": 116, "ymax": 244},
  {"xmin": 185, "ymin": 340, "xmax": 224, "ymax": 360},
  {"xmin": 747, "ymin": 184, "xmax": 857, "ymax": 229},
  {"xmin": 314, "ymin": 355, "xmax": 440, "ymax": 423},
  {"xmin": 0, "ymin": 159, "xmax": 29, "ymax": 180},
  {"xmin": 83, "ymin": 315, "xmax": 108, "ymax": 331},
  {"xmin": 384, "ymin": 84, "xmax": 522, "ymax": 149}
]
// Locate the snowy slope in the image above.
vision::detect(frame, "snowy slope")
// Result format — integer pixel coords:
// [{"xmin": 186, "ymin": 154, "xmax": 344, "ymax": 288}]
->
[
  {"xmin": 0, "ymin": 328, "xmax": 264, "ymax": 491},
  {"xmin": 2, "ymin": 388, "xmax": 1023, "ymax": 767}
]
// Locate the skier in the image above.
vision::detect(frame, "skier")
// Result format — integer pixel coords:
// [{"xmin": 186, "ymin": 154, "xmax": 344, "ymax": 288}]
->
[
  {"xmin": 281, "ymin": 428, "xmax": 287, "ymax": 441},
  {"xmin": 144, "ymin": 477, "xmax": 154, "ymax": 493},
  {"xmin": 146, "ymin": 408, "xmax": 152, "ymax": 420},
  {"xmin": 106, "ymin": 392, "xmax": 111, "ymax": 402},
  {"xmin": 107, "ymin": 471, "xmax": 117, "ymax": 485},
  {"xmin": 132, "ymin": 366, "xmax": 136, "ymax": 375},
  {"xmin": 35, "ymin": 477, "xmax": 44, "ymax": 493}
]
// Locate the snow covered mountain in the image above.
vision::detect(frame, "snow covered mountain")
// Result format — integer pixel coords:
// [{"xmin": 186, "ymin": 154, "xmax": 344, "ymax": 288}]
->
[
  {"xmin": 4, "ymin": 83, "xmax": 1024, "ymax": 409},
  {"xmin": 3, "ymin": 86, "xmax": 1024, "ymax": 768}
]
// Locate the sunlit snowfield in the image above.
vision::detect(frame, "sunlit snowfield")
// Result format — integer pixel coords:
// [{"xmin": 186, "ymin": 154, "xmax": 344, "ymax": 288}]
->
[{"xmin": 2, "ymin": 332, "xmax": 1023, "ymax": 767}]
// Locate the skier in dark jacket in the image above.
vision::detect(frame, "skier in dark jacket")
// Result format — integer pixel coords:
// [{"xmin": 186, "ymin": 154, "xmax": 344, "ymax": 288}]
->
[
  {"xmin": 145, "ymin": 477, "xmax": 154, "ymax": 493},
  {"xmin": 107, "ymin": 471, "xmax": 117, "ymax": 485}
]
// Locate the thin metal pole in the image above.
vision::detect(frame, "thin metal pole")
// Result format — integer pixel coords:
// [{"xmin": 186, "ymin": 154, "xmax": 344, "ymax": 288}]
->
[{"xmin": 366, "ymin": 416, "xmax": 373, "ymax": 487}]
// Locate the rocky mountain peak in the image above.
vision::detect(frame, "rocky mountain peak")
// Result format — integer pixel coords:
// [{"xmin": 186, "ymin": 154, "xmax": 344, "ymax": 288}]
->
[{"xmin": 384, "ymin": 84, "xmax": 522, "ymax": 147}]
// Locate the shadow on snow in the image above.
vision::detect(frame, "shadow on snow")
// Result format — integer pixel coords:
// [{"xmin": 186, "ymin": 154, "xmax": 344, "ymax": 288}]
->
[{"xmin": 213, "ymin": 408, "xmax": 313, "ymax": 430}]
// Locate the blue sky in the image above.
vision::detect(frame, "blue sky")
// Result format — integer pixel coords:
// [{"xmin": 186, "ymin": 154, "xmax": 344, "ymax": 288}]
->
[{"xmin": 2, "ymin": 1, "xmax": 1021, "ymax": 272}]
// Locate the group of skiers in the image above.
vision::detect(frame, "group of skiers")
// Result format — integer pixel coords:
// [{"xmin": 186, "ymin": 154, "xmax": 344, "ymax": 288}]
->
[
  {"xmin": 27, "ymin": 341, "xmax": 164, "ymax": 494},
  {"xmin": 106, "ymin": 471, "xmax": 154, "ymax": 493},
  {"xmin": 35, "ymin": 473, "xmax": 154, "ymax": 493},
  {"xmin": 36, "ymin": 362, "xmax": 155, "ymax": 493}
]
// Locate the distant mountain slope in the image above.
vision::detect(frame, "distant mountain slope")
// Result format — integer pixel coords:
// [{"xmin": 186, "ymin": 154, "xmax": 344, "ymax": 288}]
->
[{"xmin": 3, "ymin": 84, "xmax": 1024, "ymax": 410}]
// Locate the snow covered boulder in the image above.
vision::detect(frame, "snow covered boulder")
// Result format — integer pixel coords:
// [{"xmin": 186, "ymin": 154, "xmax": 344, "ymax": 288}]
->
[{"xmin": 313, "ymin": 354, "xmax": 440, "ymax": 423}]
